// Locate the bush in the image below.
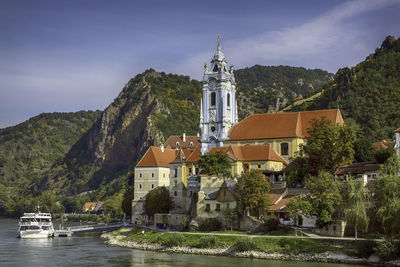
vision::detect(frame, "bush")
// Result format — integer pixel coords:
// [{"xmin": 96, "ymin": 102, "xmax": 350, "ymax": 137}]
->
[
  {"xmin": 198, "ymin": 218, "xmax": 222, "ymax": 232},
  {"xmin": 356, "ymin": 240, "xmax": 376, "ymax": 258},
  {"xmin": 376, "ymin": 239, "xmax": 400, "ymax": 261},
  {"xmin": 197, "ymin": 235, "xmax": 218, "ymax": 248},
  {"xmin": 163, "ymin": 234, "xmax": 184, "ymax": 247},
  {"xmin": 263, "ymin": 216, "xmax": 280, "ymax": 232},
  {"xmin": 234, "ymin": 237, "xmax": 258, "ymax": 252}
]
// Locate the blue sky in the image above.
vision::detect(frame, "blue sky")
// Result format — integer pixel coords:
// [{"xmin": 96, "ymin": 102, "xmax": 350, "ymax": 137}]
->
[{"xmin": 1, "ymin": 0, "xmax": 399, "ymax": 128}]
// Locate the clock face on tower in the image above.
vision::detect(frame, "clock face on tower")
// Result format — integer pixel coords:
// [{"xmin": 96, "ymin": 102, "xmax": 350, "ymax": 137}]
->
[{"xmin": 209, "ymin": 79, "xmax": 217, "ymax": 90}]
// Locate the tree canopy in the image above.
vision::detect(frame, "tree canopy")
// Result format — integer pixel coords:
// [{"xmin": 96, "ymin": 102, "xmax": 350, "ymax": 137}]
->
[
  {"xmin": 236, "ymin": 170, "xmax": 271, "ymax": 215},
  {"xmin": 143, "ymin": 187, "xmax": 174, "ymax": 217},
  {"xmin": 198, "ymin": 151, "xmax": 231, "ymax": 177}
]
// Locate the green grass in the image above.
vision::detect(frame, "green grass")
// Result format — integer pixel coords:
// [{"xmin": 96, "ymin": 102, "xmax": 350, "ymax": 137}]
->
[{"xmin": 115, "ymin": 226, "xmax": 357, "ymax": 255}]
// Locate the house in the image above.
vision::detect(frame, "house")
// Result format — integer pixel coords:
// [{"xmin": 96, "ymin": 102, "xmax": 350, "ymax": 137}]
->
[
  {"xmin": 225, "ymin": 109, "xmax": 344, "ymax": 161},
  {"xmin": 83, "ymin": 201, "xmax": 103, "ymax": 214},
  {"xmin": 208, "ymin": 144, "xmax": 288, "ymax": 178},
  {"xmin": 334, "ymin": 161, "xmax": 380, "ymax": 185}
]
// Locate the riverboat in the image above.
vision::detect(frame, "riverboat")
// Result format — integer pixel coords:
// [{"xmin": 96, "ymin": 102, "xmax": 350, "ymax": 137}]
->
[{"xmin": 18, "ymin": 210, "xmax": 54, "ymax": 238}]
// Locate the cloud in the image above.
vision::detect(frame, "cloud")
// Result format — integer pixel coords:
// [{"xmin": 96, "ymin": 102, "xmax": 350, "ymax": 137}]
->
[{"xmin": 173, "ymin": 0, "xmax": 400, "ymax": 79}]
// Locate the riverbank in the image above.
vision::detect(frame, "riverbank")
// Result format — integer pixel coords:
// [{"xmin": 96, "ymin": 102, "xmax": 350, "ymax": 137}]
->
[{"xmin": 101, "ymin": 227, "xmax": 400, "ymax": 266}]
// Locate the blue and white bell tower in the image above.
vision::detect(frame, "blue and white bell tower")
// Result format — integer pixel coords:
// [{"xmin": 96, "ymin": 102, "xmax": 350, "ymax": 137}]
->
[{"xmin": 200, "ymin": 36, "xmax": 238, "ymax": 155}]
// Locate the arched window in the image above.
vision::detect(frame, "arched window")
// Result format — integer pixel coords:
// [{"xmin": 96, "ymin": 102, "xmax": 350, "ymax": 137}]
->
[
  {"xmin": 213, "ymin": 64, "xmax": 219, "ymax": 72},
  {"xmin": 211, "ymin": 92, "xmax": 216, "ymax": 106},
  {"xmin": 280, "ymin": 142, "xmax": 289, "ymax": 156},
  {"xmin": 189, "ymin": 141, "xmax": 193, "ymax": 146},
  {"xmin": 227, "ymin": 93, "xmax": 230, "ymax": 107},
  {"xmin": 176, "ymin": 141, "xmax": 179, "ymax": 146}
]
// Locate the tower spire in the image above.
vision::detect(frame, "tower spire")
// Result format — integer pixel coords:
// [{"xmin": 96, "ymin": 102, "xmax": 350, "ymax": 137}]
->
[{"xmin": 217, "ymin": 34, "xmax": 221, "ymax": 51}]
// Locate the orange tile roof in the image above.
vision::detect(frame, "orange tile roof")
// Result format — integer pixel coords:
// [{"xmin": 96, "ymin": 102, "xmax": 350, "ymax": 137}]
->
[
  {"xmin": 164, "ymin": 135, "xmax": 200, "ymax": 149},
  {"xmin": 228, "ymin": 109, "xmax": 344, "ymax": 141},
  {"xmin": 186, "ymin": 144, "xmax": 201, "ymax": 163},
  {"xmin": 268, "ymin": 188, "xmax": 287, "ymax": 205},
  {"xmin": 270, "ymin": 194, "xmax": 303, "ymax": 211},
  {"xmin": 136, "ymin": 146, "xmax": 177, "ymax": 167},
  {"xmin": 372, "ymin": 140, "xmax": 396, "ymax": 150},
  {"xmin": 209, "ymin": 144, "xmax": 288, "ymax": 165}
]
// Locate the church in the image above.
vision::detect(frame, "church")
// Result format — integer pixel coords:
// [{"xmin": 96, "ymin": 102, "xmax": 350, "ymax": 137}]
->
[{"xmin": 131, "ymin": 38, "xmax": 345, "ymax": 227}]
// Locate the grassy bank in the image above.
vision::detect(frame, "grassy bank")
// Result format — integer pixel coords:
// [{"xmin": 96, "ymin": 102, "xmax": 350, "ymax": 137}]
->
[{"xmin": 109, "ymin": 226, "xmax": 356, "ymax": 255}]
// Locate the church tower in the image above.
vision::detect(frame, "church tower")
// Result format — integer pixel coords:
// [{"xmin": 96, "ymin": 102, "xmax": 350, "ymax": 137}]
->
[{"xmin": 200, "ymin": 36, "xmax": 238, "ymax": 155}]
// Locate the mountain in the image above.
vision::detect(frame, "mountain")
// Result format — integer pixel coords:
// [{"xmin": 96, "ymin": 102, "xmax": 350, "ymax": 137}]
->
[
  {"xmin": 0, "ymin": 111, "xmax": 101, "ymax": 212},
  {"xmin": 288, "ymin": 36, "xmax": 400, "ymax": 141},
  {"xmin": 235, "ymin": 65, "xmax": 333, "ymax": 119}
]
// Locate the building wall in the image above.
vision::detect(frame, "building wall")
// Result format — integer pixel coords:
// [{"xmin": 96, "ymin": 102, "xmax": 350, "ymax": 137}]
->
[
  {"xmin": 230, "ymin": 160, "xmax": 284, "ymax": 177},
  {"xmin": 134, "ymin": 167, "xmax": 170, "ymax": 201},
  {"xmin": 226, "ymin": 137, "xmax": 304, "ymax": 161}
]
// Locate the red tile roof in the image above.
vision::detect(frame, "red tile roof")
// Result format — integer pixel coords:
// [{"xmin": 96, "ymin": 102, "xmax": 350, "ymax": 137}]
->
[
  {"xmin": 136, "ymin": 146, "xmax": 177, "ymax": 167},
  {"xmin": 373, "ymin": 140, "xmax": 395, "ymax": 150},
  {"xmin": 164, "ymin": 135, "xmax": 200, "ymax": 149},
  {"xmin": 209, "ymin": 144, "xmax": 288, "ymax": 165},
  {"xmin": 186, "ymin": 144, "xmax": 201, "ymax": 163},
  {"xmin": 228, "ymin": 109, "xmax": 344, "ymax": 141}
]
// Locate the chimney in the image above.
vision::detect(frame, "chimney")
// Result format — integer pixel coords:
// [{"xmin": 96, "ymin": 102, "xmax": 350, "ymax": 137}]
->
[
  {"xmin": 183, "ymin": 133, "xmax": 186, "ymax": 142},
  {"xmin": 161, "ymin": 144, "xmax": 164, "ymax": 153}
]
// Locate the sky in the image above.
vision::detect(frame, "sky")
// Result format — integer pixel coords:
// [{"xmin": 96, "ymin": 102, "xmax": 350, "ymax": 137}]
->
[{"xmin": 1, "ymin": 0, "xmax": 399, "ymax": 128}]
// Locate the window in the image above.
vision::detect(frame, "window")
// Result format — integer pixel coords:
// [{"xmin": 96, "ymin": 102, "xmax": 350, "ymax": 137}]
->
[
  {"xmin": 176, "ymin": 141, "xmax": 179, "ymax": 146},
  {"xmin": 280, "ymin": 142, "xmax": 289, "ymax": 156},
  {"xmin": 227, "ymin": 93, "xmax": 230, "ymax": 107},
  {"xmin": 213, "ymin": 64, "xmax": 218, "ymax": 72},
  {"xmin": 163, "ymin": 173, "xmax": 165, "ymax": 178},
  {"xmin": 174, "ymin": 191, "xmax": 177, "ymax": 196},
  {"xmin": 205, "ymin": 204, "xmax": 210, "ymax": 212},
  {"xmin": 211, "ymin": 92, "xmax": 216, "ymax": 106},
  {"xmin": 216, "ymin": 204, "xmax": 220, "ymax": 211},
  {"xmin": 227, "ymin": 203, "xmax": 230, "ymax": 208},
  {"xmin": 151, "ymin": 184, "xmax": 154, "ymax": 189},
  {"xmin": 174, "ymin": 180, "xmax": 177, "ymax": 187},
  {"xmin": 257, "ymin": 164, "xmax": 261, "ymax": 169},
  {"xmin": 189, "ymin": 141, "xmax": 193, "ymax": 146},
  {"xmin": 174, "ymin": 168, "xmax": 177, "ymax": 178},
  {"xmin": 151, "ymin": 173, "xmax": 154, "ymax": 178},
  {"xmin": 139, "ymin": 173, "xmax": 142, "ymax": 178},
  {"xmin": 139, "ymin": 184, "xmax": 142, "ymax": 189}
]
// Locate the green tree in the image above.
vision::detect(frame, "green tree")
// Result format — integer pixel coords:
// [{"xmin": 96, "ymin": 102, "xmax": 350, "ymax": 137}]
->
[
  {"xmin": 374, "ymin": 155, "xmax": 400, "ymax": 237},
  {"xmin": 34, "ymin": 190, "xmax": 63, "ymax": 214},
  {"xmin": 103, "ymin": 191, "xmax": 124, "ymax": 220},
  {"xmin": 143, "ymin": 187, "xmax": 174, "ymax": 218},
  {"xmin": 221, "ymin": 207, "xmax": 238, "ymax": 230},
  {"xmin": 236, "ymin": 170, "xmax": 271, "ymax": 216},
  {"xmin": 354, "ymin": 136, "xmax": 377, "ymax": 162},
  {"xmin": 303, "ymin": 117, "xmax": 356, "ymax": 175},
  {"xmin": 121, "ymin": 187, "xmax": 134, "ymax": 218},
  {"xmin": 344, "ymin": 179, "xmax": 369, "ymax": 239},
  {"xmin": 286, "ymin": 195, "xmax": 312, "ymax": 226},
  {"xmin": 307, "ymin": 171, "xmax": 342, "ymax": 227},
  {"xmin": 198, "ymin": 151, "xmax": 231, "ymax": 177}
]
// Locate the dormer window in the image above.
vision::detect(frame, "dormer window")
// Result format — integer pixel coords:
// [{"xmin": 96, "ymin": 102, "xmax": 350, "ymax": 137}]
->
[
  {"xmin": 189, "ymin": 141, "xmax": 193, "ymax": 146},
  {"xmin": 176, "ymin": 141, "xmax": 179, "ymax": 146}
]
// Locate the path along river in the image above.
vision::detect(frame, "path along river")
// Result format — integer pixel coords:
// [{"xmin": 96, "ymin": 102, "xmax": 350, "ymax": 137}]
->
[{"xmin": 0, "ymin": 218, "xmax": 364, "ymax": 267}]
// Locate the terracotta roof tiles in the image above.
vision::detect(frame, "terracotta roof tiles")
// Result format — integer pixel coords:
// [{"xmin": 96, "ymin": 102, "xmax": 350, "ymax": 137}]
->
[
  {"xmin": 164, "ymin": 135, "xmax": 200, "ymax": 149},
  {"xmin": 136, "ymin": 146, "xmax": 177, "ymax": 168},
  {"xmin": 228, "ymin": 109, "xmax": 344, "ymax": 141}
]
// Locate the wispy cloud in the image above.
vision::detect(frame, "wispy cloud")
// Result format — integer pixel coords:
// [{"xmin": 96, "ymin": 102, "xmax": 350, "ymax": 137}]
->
[{"xmin": 173, "ymin": 0, "xmax": 400, "ymax": 79}]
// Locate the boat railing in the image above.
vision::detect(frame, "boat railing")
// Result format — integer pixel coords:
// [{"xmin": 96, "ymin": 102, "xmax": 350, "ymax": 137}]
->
[{"xmin": 19, "ymin": 221, "xmax": 52, "ymax": 226}]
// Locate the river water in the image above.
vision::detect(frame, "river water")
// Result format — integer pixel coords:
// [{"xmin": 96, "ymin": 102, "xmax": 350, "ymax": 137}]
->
[{"xmin": 0, "ymin": 218, "xmax": 363, "ymax": 266}]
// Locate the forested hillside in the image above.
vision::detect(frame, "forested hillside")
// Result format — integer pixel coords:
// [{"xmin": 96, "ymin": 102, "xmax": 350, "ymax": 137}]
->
[
  {"xmin": 0, "ymin": 111, "xmax": 101, "ymax": 215},
  {"xmin": 290, "ymin": 36, "xmax": 400, "ymax": 142},
  {"xmin": 235, "ymin": 65, "xmax": 332, "ymax": 119}
]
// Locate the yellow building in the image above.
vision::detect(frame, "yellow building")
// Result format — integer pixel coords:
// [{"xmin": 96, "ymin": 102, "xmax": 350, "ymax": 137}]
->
[
  {"xmin": 209, "ymin": 144, "xmax": 288, "ymax": 178},
  {"xmin": 225, "ymin": 109, "xmax": 344, "ymax": 161}
]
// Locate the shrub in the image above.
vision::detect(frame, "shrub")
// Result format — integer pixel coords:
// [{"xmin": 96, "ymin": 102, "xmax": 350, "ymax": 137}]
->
[
  {"xmin": 198, "ymin": 218, "xmax": 222, "ymax": 231},
  {"xmin": 234, "ymin": 237, "xmax": 258, "ymax": 252},
  {"xmin": 263, "ymin": 216, "xmax": 280, "ymax": 232},
  {"xmin": 376, "ymin": 239, "xmax": 400, "ymax": 261},
  {"xmin": 356, "ymin": 240, "xmax": 376, "ymax": 258},
  {"xmin": 163, "ymin": 234, "xmax": 184, "ymax": 247},
  {"xmin": 197, "ymin": 235, "xmax": 218, "ymax": 248}
]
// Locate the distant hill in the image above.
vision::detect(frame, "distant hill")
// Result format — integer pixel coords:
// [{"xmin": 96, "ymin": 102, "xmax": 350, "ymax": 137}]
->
[
  {"xmin": 288, "ymin": 35, "xmax": 400, "ymax": 141},
  {"xmin": 0, "ymin": 111, "xmax": 101, "ymax": 213},
  {"xmin": 234, "ymin": 65, "xmax": 333, "ymax": 119}
]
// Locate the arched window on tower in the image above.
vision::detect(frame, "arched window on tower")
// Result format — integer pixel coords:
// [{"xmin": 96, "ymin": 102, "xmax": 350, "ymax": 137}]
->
[
  {"xmin": 213, "ymin": 64, "xmax": 219, "ymax": 72},
  {"xmin": 227, "ymin": 93, "xmax": 230, "ymax": 107},
  {"xmin": 211, "ymin": 92, "xmax": 216, "ymax": 106},
  {"xmin": 280, "ymin": 142, "xmax": 289, "ymax": 156}
]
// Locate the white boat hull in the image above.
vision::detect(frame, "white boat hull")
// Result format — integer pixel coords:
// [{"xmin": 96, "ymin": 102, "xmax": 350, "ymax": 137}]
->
[{"xmin": 18, "ymin": 230, "xmax": 54, "ymax": 238}]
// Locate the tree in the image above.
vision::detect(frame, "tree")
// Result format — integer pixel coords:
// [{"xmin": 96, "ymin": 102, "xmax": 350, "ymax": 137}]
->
[
  {"xmin": 221, "ymin": 207, "xmax": 238, "ymax": 230},
  {"xmin": 374, "ymin": 155, "xmax": 400, "ymax": 237},
  {"xmin": 143, "ymin": 187, "xmax": 174, "ymax": 218},
  {"xmin": 34, "ymin": 190, "xmax": 63, "ymax": 214},
  {"xmin": 307, "ymin": 171, "xmax": 342, "ymax": 227},
  {"xmin": 286, "ymin": 195, "xmax": 312, "ymax": 226},
  {"xmin": 103, "ymin": 191, "xmax": 124, "ymax": 220},
  {"xmin": 121, "ymin": 187, "xmax": 134, "ymax": 218},
  {"xmin": 344, "ymin": 179, "xmax": 369, "ymax": 239},
  {"xmin": 236, "ymin": 170, "xmax": 270, "ymax": 216},
  {"xmin": 198, "ymin": 151, "xmax": 231, "ymax": 177},
  {"xmin": 303, "ymin": 118, "xmax": 356, "ymax": 175}
]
